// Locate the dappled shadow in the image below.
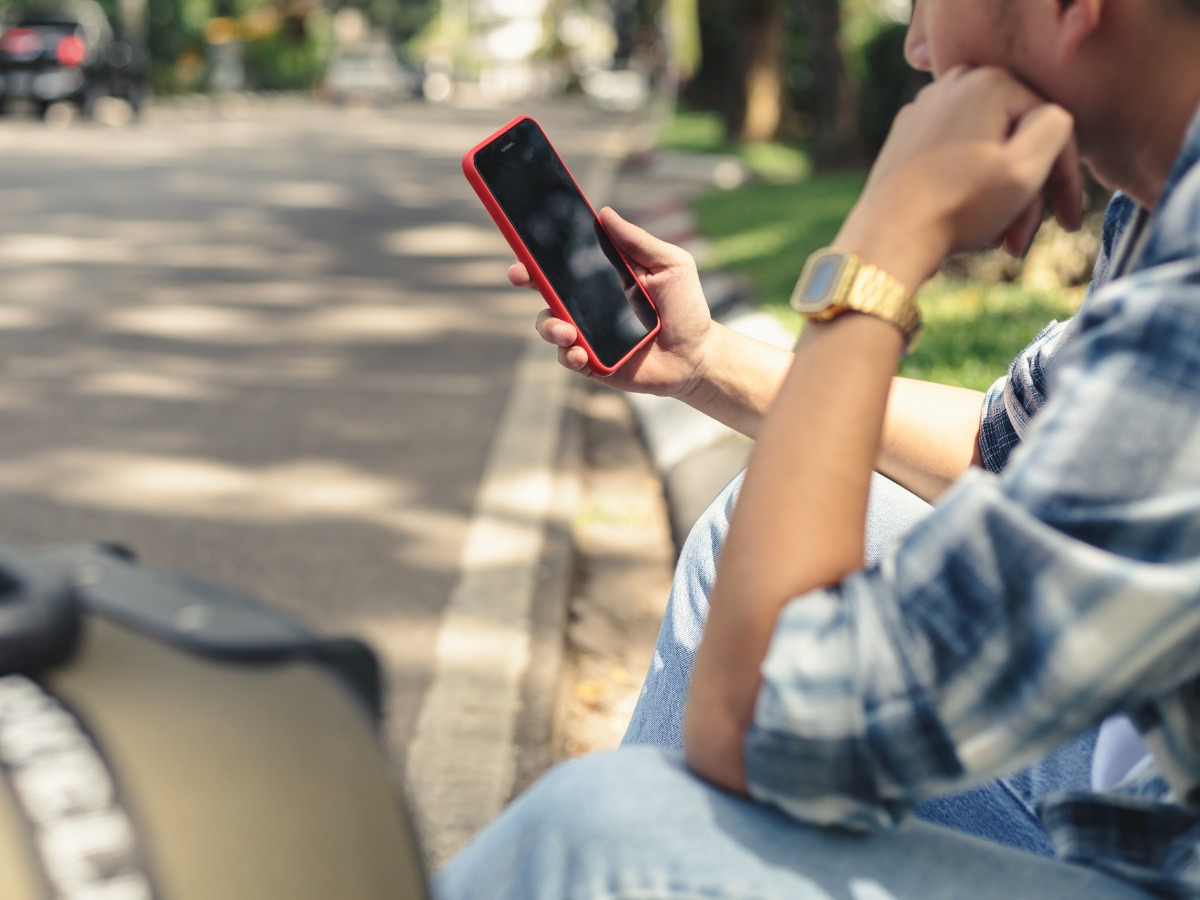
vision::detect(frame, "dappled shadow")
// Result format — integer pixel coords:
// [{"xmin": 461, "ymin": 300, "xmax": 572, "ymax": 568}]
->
[{"xmin": 0, "ymin": 99, "xmax": 619, "ymax": 752}]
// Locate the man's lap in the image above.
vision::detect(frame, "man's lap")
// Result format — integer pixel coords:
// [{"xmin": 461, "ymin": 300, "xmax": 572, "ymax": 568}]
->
[
  {"xmin": 912, "ymin": 724, "xmax": 1097, "ymax": 855},
  {"xmin": 622, "ymin": 470, "xmax": 1098, "ymax": 857},
  {"xmin": 434, "ymin": 748, "xmax": 1146, "ymax": 900}
]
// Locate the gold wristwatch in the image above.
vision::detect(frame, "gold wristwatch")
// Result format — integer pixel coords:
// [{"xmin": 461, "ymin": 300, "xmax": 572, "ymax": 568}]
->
[{"xmin": 789, "ymin": 249, "xmax": 921, "ymax": 350}]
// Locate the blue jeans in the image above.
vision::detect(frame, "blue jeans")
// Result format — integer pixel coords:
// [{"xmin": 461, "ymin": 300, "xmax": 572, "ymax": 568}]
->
[
  {"xmin": 435, "ymin": 473, "xmax": 1115, "ymax": 899},
  {"xmin": 435, "ymin": 748, "xmax": 1146, "ymax": 900},
  {"xmin": 623, "ymin": 471, "xmax": 1098, "ymax": 856}
]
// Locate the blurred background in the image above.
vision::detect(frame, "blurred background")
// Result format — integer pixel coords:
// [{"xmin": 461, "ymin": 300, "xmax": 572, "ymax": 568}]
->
[
  {"xmin": 0, "ymin": 0, "xmax": 1104, "ymax": 377},
  {"xmin": 0, "ymin": 0, "xmax": 920, "ymax": 128}
]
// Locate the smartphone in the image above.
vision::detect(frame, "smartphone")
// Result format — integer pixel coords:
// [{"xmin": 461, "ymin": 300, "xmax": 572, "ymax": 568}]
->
[{"xmin": 463, "ymin": 116, "xmax": 661, "ymax": 375}]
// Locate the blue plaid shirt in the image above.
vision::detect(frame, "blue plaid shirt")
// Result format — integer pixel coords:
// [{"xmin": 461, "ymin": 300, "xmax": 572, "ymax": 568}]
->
[{"xmin": 744, "ymin": 104, "xmax": 1200, "ymax": 896}]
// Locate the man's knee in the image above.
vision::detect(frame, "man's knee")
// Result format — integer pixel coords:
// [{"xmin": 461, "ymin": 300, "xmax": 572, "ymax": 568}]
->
[
  {"xmin": 517, "ymin": 747, "xmax": 689, "ymax": 844},
  {"xmin": 676, "ymin": 471, "xmax": 743, "ymax": 574},
  {"xmin": 437, "ymin": 749, "xmax": 694, "ymax": 900}
]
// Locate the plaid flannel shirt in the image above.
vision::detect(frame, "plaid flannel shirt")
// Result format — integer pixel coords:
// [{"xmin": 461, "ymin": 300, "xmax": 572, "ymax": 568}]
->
[{"xmin": 744, "ymin": 105, "xmax": 1200, "ymax": 896}]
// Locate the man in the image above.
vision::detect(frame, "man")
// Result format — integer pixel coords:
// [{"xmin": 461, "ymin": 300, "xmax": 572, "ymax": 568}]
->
[{"xmin": 437, "ymin": 0, "xmax": 1200, "ymax": 895}]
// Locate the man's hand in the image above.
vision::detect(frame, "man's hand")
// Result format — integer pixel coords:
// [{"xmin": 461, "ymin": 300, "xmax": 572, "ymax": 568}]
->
[
  {"xmin": 838, "ymin": 66, "xmax": 1082, "ymax": 292},
  {"xmin": 517, "ymin": 207, "xmax": 717, "ymax": 399}
]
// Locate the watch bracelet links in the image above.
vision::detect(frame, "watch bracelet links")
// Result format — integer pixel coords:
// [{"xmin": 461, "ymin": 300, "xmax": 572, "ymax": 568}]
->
[{"xmin": 808, "ymin": 259, "xmax": 921, "ymax": 346}]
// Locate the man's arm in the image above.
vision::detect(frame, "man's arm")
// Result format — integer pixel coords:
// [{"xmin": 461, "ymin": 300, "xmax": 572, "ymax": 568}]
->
[
  {"xmin": 879, "ymin": 378, "xmax": 984, "ymax": 502},
  {"xmin": 527, "ymin": 226, "xmax": 986, "ymax": 503},
  {"xmin": 683, "ymin": 68, "xmax": 1081, "ymax": 794},
  {"xmin": 681, "ymin": 337, "xmax": 984, "ymax": 503}
]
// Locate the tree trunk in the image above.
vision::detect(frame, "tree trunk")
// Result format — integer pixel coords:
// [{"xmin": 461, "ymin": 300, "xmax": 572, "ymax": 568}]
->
[
  {"xmin": 805, "ymin": 0, "xmax": 859, "ymax": 168},
  {"xmin": 694, "ymin": 0, "xmax": 785, "ymax": 144},
  {"xmin": 739, "ymin": 0, "xmax": 785, "ymax": 142}
]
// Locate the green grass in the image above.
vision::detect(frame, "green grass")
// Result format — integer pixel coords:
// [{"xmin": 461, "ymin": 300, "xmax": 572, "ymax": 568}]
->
[
  {"xmin": 683, "ymin": 149, "xmax": 1082, "ymax": 391},
  {"xmin": 659, "ymin": 110, "xmax": 811, "ymax": 183},
  {"xmin": 902, "ymin": 280, "xmax": 1082, "ymax": 389},
  {"xmin": 694, "ymin": 172, "xmax": 866, "ymax": 307},
  {"xmin": 658, "ymin": 110, "xmax": 727, "ymax": 153}
]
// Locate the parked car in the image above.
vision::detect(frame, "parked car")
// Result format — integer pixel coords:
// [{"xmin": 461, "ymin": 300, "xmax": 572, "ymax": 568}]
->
[
  {"xmin": 0, "ymin": 0, "xmax": 148, "ymax": 120},
  {"xmin": 319, "ymin": 42, "xmax": 420, "ymax": 107}
]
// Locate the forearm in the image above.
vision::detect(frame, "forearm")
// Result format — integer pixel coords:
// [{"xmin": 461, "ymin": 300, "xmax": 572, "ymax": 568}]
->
[
  {"xmin": 676, "ymin": 322, "xmax": 794, "ymax": 439},
  {"xmin": 878, "ymin": 378, "xmax": 984, "ymax": 502},
  {"xmin": 680, "ymin": 328, "xmax": 984, "ymax": 500},
  {"xmin": 684, "ymin": 313, "xmax": 906, "ymax": 794}
]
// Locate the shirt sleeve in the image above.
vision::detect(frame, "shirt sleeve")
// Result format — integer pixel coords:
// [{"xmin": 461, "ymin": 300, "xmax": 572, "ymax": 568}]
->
[
  {"xmin": 744, "ymin": 256, "xmax": 1200, "ymax": 830},
  {"xmin": 977, "ymin": 194, "xmax": 1137, "ymax": 475},
  {"xmin": 978, "ymin": 320, "xmax": 1071, "ymax": 474}
]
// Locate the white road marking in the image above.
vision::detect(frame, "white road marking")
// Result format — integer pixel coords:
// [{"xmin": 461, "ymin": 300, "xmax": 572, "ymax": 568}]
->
[{"xmin": 404, "ymin": 337, "xmax": 569, "ymax": 866}]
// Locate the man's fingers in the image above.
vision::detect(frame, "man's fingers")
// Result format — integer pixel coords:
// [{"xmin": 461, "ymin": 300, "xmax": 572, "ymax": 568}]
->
[
  {"xmin": 1046, "ymin": 134, "xmax": 1084, "ymax": 233},
  {"xmin": 558, "ymin": 344, "xmax": 590, "ymax": 373},
  {"xmin": 535, "ymin": 308, "xmax": 577, "ymax": 347},
  {"xmin": 1007, "ymin": 103, "xmax": 1077, "ymax": 200},
  {"xmin": 1009, "ymin": 93, "xmax": 1081, "ymax": 233},
  {"xmin": 508, "ymin": 261, "xmax": 538, "ymax": 290},
  {"xmin": 599, "ymin": 207, "xmax": 691, "ymax": 271},
  {"xmin": 1001, "ymin": 197, "xmax": 1045, "ymax": 257}
]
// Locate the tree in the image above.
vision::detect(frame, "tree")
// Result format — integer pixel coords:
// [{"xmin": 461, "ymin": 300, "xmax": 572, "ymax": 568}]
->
[
  {"xmin": 737, "ymin": 0, "xmax": 785, "ymax": 142},
  {"xmin": 802, "ymin": 0, "xmax": 857, "ymax": 167},
  {"xmin": 679, "ymin": 0, "xmax": 858, "ymax": 156},
  {"xmin": 328, "ymin": 0, "xmax": 436, "ymax": 45},
  {"xmin": 681, "ymin": 0, "xmax": 784, "ymax": 144}
]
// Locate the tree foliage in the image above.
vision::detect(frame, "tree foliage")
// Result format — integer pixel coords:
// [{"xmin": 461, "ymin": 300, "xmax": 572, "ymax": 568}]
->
[{"xmin": 674, "ymin": 0, "xmax": 914, "ymax": 168}]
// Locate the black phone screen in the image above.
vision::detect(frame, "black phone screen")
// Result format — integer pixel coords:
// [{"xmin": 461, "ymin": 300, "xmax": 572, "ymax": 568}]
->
[{"xmin": 472, "ymin": 119, "xmax": 658, "ymax": 369}]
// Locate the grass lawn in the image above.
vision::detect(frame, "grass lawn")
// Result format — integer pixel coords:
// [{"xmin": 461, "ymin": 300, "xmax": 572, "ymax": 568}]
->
[{"xmin": 667, "ymin": 113, "xmax": 1084, "ymax": 392}]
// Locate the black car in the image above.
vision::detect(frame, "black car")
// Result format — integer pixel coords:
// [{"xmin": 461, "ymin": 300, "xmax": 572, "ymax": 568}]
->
[{"xmin": 0, "ymin": 0, "xmax": 148, "ymax": 119}]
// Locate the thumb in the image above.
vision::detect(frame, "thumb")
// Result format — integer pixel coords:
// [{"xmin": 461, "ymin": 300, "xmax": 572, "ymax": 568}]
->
[{"xmin": 599, "ymin": 207, "xmax": 693, "ymax": 271}]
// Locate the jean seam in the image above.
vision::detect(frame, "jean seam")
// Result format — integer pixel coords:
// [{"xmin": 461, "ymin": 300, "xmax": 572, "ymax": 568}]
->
[{"xmin": 995, "ymin": 776, "xmax": 1048, "ymax": 835}]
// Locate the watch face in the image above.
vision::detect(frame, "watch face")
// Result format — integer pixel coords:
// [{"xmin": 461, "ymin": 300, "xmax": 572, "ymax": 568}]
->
[{"xmin": 789, "ymin": 251, "xmax": 847, "ymax": 313}]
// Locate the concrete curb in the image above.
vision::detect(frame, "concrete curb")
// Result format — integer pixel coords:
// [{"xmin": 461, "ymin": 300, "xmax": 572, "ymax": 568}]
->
[{"xmin": 613, "ymin": 151, "xmax": 797, "ymax": 549}]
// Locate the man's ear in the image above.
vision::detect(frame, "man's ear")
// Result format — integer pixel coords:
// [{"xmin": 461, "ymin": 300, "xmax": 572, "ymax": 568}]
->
[{"xmin": 1057, "ymin": 0, "xmax": 1104, "ymax": 59}]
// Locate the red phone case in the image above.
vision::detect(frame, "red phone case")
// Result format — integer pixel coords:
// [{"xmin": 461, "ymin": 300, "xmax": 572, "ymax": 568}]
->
[{"xmin": 462, "ymin": 115, "xmax": 660, "ymax": 376}]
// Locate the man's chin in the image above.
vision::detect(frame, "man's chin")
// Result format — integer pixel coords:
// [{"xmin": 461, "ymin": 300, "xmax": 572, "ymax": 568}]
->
[{"xmin": 1081, "ymin": 157, "xmax": 1118, "ymax": 194}]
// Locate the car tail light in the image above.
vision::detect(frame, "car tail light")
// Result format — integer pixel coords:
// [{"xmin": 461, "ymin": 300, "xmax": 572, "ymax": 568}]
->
[
  {"xmin": 0, "ymin": 28, "xmax": 41, "ymax": 56},
  {"xmin": 56, "ymin": 35, "xmax": 85, "ymax": 67}
]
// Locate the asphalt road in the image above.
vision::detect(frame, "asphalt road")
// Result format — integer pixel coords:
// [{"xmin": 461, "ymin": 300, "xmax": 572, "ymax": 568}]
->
[{"xmin": 0, "ymin": 95, "xmax": 633, "ymax": 853}]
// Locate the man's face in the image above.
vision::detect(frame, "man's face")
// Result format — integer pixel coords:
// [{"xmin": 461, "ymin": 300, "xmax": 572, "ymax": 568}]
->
[{"xmin": 905, "ymin": 0, "xmax": 1025, "ymax": 78}]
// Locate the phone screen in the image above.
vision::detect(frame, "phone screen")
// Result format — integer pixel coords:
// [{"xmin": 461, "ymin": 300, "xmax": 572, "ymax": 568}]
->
[{"xmin": 472, "ymin": 119, "xmax": 658, "ymax": 370}]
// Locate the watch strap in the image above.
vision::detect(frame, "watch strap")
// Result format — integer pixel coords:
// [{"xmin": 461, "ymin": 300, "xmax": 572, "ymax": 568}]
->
[{"xmin": 794, "ymin": 250, "xmax": 921, "ymax": 349}]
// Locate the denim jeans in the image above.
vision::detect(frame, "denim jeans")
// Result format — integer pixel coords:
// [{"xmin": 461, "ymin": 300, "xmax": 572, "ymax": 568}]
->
[
  {"xmin": 623, "ymin": 471, "xmax": 1098, "ymax": 856},
  {"xmin": 434, "ymin": 748, "xmax": 1146, "ymax": 900},
  {"xmin": 435, "ymin": 472, "xmax": 1115, "ymax": 899}
]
